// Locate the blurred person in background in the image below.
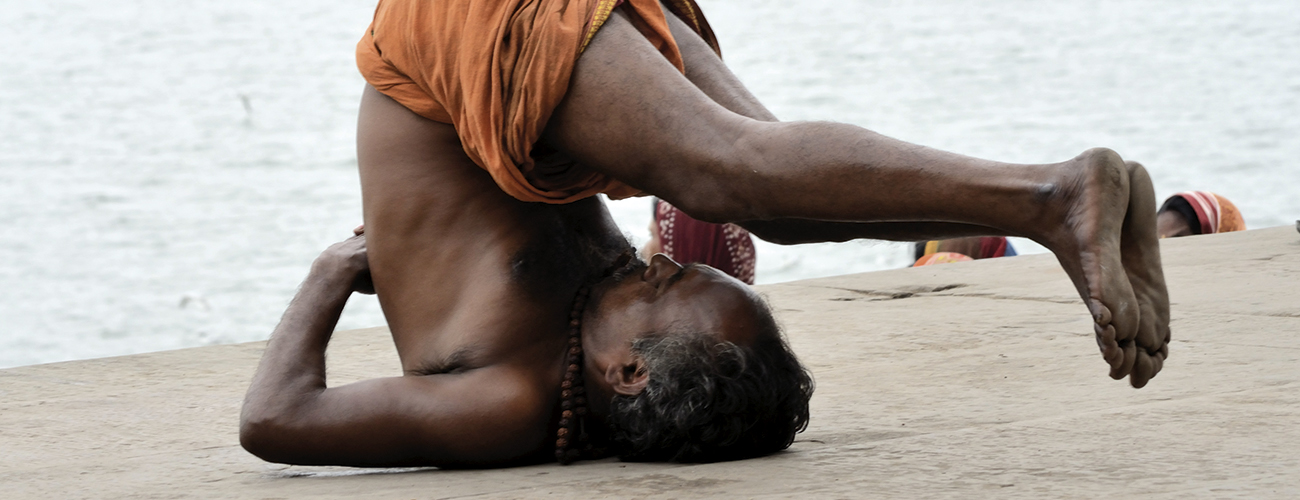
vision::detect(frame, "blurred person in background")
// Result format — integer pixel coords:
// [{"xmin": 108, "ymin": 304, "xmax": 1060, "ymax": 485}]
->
[
  {"xmin": 1157, "ymin": 191, "xmax": 1246, "ymax": 238},
  {"xmin": 642, "ymin": 198, "xmax": 756, "ymax": 284}
]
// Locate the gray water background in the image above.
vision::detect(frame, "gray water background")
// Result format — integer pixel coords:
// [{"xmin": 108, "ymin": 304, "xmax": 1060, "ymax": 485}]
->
[{"xmin": 2, "ymin": 0, "xmax": 1297, "ymax": 368}]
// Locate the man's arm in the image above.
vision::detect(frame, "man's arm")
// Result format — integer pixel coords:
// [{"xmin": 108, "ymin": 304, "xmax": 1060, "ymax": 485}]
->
[{"xmin": 239, "ymin": 234, "xmax": 551, "ymax": 467}]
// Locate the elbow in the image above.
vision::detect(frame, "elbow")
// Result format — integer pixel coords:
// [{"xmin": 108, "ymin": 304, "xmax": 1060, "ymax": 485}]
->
[
  {"xmin": 239, "ymin": 413, "xmax": 284, "ymax": 463},
  {"xmin": 240, "ymin": 382, "xmax": 325, "ymax": 464},
  {"xmin": 666, "ymin": 173, "xmax": 770, "ymax": 224},
  {"xmin": 239, "ymin": 404, "xmax": 303, "ymax": 464},
  {"xmin": 665, "ymin": 130, "xmax": 779, "ymax": 224}
]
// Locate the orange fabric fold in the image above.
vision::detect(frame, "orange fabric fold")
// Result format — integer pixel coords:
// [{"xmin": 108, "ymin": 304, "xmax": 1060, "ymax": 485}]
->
[
  {"xmin": 1172, "ymin": 191, "xmax": 1247, "ymax": 234},
  {"xmin": 357, "ymin": 0, "xmax": 719, "ymax": 204},
  {"xmin": 1212, "ymin": 194, "xmax": 1246, "ymax": 233}
]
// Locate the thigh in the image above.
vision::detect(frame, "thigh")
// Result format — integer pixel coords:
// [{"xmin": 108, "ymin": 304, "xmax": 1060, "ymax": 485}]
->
[
  {"xmin": 659, "ymin": 2, "xmax": 777, "ymax": 122},
  {"xmin": 542, "ymin": 11, "xmax": 755, "ymax": 203}
]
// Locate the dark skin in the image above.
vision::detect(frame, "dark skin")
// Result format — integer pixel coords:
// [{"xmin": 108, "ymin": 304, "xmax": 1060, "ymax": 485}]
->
[
  {"xmin": 549, "ymin": 9, "xmax": 1167, "ymax": 381},
  {"xmin": 1157, "ymin": 210, "xmax": 1195, "ymax": 238},
  {"xmin": 240, "ymin": 78, "xmax": 765, "ymax": 467},
  {"xmin": 242, "ymin": 3, "xmax": 1171, "ymax": 468}
]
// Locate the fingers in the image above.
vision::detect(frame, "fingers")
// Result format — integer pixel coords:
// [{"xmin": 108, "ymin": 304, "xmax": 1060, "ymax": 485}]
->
[{"xmin": 320, "ymin": 226, "xmax": 369, "ymax": 268}]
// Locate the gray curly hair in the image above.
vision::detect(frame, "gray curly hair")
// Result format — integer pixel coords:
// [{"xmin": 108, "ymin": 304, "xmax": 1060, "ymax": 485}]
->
[{"xmin": 605, "ymin": 321, "xmax": 814, "ymax": 462}]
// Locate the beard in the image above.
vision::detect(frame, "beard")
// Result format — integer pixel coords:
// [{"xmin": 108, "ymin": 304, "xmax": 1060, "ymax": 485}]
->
[
  {"xmin": 582, "ymin": 254, "xmax": 646, "ymax": 318},
  {"xmin": 606, "ymin": 253, "xmax": 646, "ymax": 285}
]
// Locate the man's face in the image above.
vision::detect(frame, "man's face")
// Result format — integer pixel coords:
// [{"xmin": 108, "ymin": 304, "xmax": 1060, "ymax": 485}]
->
[{"xmin": 585, "ymin": 254, "xmax": 766, "ymax": 349}]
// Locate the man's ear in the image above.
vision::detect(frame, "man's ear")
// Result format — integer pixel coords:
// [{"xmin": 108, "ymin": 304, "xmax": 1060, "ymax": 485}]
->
[{"xmin": 605, "ymin": 358, "xmax": 649, "ymax": 396}]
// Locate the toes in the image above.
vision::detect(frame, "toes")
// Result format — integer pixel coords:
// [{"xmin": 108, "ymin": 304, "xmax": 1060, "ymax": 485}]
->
[
  {"xmin": 1140, "ymin": 343, "xmax": 1167, "ymax": 386},
  {"xmin": 1095, "ymin": 321, "xmax": 1116, "ymax": 348},
  {"xmin": 1096, "ymin": 323, "xmax": 1124, "ymax": 371},
  {"xmin": 1110, "ymin": 341, "xmax": 1136, "ymax": 380},
  {"xmin": 1112, "ymin": 302, "xmax": 1139, "ymax": 343},
  {"xmin": 1089, "ymin": 300, "xmax": 1113, "ymax": 328},
  {"xmin": 1092, "ymin": 295, "xmax": 1137, "ymax": 345},
  {"xmin": 1135, "ymin": 310, "xmax": 1160, "ymax": 354},
  {"xmin": 1102, "ymin": 344, "xmax": 1123, "ymax": 368},
  {"xmin": 1130, "ymin": 351, "xmax": 1155, "ymax": 388}
]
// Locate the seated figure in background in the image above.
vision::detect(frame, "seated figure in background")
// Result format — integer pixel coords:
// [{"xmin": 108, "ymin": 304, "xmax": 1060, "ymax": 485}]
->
[
  {"xmin": 1157, "ymin": 191, "xmax": 1246, "ymax": 238},
  {"xmin": 912, "ymin": 236, "xmax": 1017, "ymax": 267},
  {"xmin": 643, "ymin": 198, "xmax": 757, "ymax": 284}
]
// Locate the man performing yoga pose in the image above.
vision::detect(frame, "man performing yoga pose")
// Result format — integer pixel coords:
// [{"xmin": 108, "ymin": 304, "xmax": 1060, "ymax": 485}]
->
[{"xmin": 241, "ymin": 0, "xmax": 1170, "ymax": 468}]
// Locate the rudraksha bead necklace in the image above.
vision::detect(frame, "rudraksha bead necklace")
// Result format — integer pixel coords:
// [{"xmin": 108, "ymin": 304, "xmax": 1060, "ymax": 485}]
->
[{"xmin": 555, "ymin": 254, "xmax": 635, "ymax": 465}]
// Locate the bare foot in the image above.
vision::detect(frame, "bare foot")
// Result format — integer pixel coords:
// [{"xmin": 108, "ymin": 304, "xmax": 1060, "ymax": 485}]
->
[
  {"xmin": 1119, "ymin": 161, "xmax": 1170, "ymax": 388},
  {"xmin": 1037, "ymin": 148, "xmax": 1142, "ymax": 386}
]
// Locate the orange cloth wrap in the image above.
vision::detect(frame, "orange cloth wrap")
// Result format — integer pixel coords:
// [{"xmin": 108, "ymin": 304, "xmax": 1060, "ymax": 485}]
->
[
  {"xmin": 1212, "ymin": 194, "xmax": 1246, "ymax": 233},
  {"xmin": 913, "ymin": 252, "xmax": 973, "ymax": 267},
  {"xmin": 356, "ymin": 0, "xmax": 719, "ymax": 204}
]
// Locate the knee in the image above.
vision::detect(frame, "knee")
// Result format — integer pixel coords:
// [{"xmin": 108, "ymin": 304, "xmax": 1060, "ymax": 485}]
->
[
  {"xmin": 659, "ymin": 124, "xmax": 779, "ymax": 224},
  {"xmin": 669, "ymin": 187, "xmax": 752, "ymax": 225},
  {"xmin": 739, "ymin": 221, "xmax": 810, "ymax": 245}
]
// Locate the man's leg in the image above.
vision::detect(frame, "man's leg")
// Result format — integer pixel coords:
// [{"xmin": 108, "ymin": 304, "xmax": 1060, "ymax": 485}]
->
[
  {"xmin": 543, "ymin": 10, "xmax": 1167, "ymax": 387},
  {"xmin": 664, "ymin": 10, "xmax": 1169, "ymax": 381},
  {"xmin": 661, "ymin": 2, "xmax": 1168, "ymax": 375},
  {"xmin": 658, "ymin": 4, "xmax": 1007, "ymax": 244}
]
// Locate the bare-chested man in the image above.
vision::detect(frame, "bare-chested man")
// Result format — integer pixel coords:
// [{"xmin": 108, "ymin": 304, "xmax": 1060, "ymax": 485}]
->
[{"xmin": 240, "ymin": 0, "xmax": 1170, "ymax": 468}]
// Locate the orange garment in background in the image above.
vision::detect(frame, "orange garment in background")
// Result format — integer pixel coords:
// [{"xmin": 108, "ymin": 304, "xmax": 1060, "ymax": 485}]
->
[
  {"xmin": 1215, "ymin": 195, "xmax": 1246, "ymax": 233},
  {"xmin": 1165, "ymin": 191, "xmax": 1247, "ymax": 234},
  {"xmin": 356, "ymin": 0, "xmax": 719, "ymax": 204},
  {"xmin": 913, "ymin": 252, "xmax": 973, "ymax": 267}
]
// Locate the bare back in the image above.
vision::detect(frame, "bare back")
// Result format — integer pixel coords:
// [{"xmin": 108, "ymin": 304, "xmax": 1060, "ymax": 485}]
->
[
  {"xmin": 360, "ymin": 83, "xmax": 632, "ymax": 364},
  {"xmin": 351, "ymin": 85, "xmax": 628, "ymax": 460}
]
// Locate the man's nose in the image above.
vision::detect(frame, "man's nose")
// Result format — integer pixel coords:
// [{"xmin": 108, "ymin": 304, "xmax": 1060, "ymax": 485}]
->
[{"xmin": 642, "ymin": 253, "xmax": 683, "ymax": 285}]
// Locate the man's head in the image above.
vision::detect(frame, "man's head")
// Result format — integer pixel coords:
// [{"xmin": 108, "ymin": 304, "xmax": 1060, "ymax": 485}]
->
[
  {"xmin": 581, "ymin": 254, "xmax": 814, "ymax": 462},
  {"xmin": 1158, "ymin": 191, "xmax": 1247, "ymax": 238},
  {"xmin": 1157, "ymin": 196, "xmax": 1198, "ymax": 238}
]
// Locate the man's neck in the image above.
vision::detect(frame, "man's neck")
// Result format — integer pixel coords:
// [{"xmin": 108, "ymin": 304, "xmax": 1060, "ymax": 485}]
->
[{"xmin": 510, "ymin": 198, "xmax": 635, "ymax": 298}]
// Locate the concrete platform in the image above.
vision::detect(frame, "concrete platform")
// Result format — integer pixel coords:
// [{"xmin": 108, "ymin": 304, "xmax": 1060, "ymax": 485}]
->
[{"xmin": 2, "ymin": 226, "xmax": 1298, "ymax": 499}]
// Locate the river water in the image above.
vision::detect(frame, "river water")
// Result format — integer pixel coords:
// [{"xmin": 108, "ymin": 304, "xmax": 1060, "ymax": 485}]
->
[{"xmin": 2, "ymin": 0, "xmax": 1297, "ymax": 368}]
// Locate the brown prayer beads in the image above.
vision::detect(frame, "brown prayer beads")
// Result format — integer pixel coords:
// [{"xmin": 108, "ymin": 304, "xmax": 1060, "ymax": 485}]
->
[
  {"xmin": 554, "ymin": 253, "xmax": 635, "ymax": 465},
  {"xmin": 555, "ymin": 283, "xmax": 593, "ymax": 465}
]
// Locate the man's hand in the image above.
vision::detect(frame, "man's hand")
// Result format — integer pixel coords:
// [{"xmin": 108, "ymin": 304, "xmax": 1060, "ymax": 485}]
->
[{"xmin": 312, "ymin": 227, "xmax": 374, "ymax": 295}]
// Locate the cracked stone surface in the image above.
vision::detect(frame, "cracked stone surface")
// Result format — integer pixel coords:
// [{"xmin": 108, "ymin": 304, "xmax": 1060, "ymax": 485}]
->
[{"xmin": 2, "ymin": 226, "xmax": 1298, "ymax": 499}]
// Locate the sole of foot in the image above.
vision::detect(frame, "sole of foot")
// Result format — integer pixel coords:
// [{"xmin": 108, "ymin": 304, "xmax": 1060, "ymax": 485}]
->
[
  {"xmin": 1040, "ymin": 148, "xmax": 1171, "ymax": 388},
  {"xmin": 1119, "ymin": 161, "xmax": 1170, "ymax": 388}
]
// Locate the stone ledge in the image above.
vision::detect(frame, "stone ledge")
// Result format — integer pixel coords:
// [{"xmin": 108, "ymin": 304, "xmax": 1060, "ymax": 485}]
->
[{"xmin": 2, "ymin": 226, "xmax": 1297, "ymax": 499}]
